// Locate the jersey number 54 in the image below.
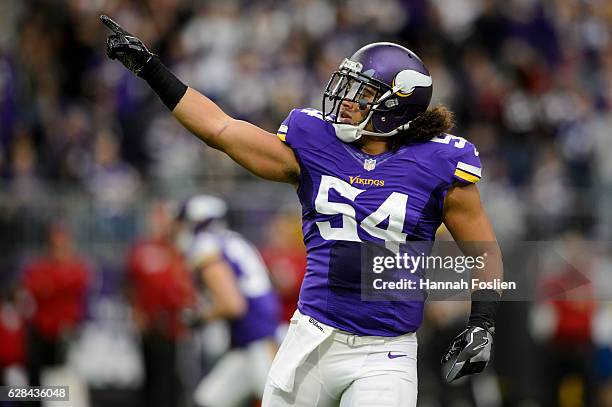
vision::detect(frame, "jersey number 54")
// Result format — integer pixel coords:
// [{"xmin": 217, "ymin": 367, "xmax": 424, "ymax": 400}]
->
[{"xmin": 314, "ymin": 175, "xmax": 408, "ymax": 243}]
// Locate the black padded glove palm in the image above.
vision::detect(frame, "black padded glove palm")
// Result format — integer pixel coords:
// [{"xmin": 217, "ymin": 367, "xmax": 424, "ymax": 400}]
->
[{"xmin": 441, "ymin": 325, "xmax": 493, "ymax": 383}]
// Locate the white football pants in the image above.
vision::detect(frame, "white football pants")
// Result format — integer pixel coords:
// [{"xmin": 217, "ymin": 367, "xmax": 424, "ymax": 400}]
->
[
  {"xmin": 194, "ymin": 338, "xmax": 277, "ymax": 407},
  {"xmin": 262, "ymin": 310, "xmax": 418, "ymax": 407}
]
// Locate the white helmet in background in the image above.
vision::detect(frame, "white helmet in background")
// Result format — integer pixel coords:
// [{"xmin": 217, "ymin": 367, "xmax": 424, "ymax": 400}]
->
[
  {"xmin": 177, "ymin": 194, "xmax": 228, "ymax": 226},
  {"xmin": 175, "ymin": 195, "xmax": 228, "ymax": 250}
]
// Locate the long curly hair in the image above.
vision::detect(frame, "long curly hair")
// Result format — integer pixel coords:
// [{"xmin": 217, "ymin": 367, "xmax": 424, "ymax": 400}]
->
[{"xmin": 392, "ymin": 104, "xmax": 455, "ymax": 148}]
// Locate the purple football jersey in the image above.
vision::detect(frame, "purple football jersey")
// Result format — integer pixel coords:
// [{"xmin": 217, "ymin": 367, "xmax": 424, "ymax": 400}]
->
[
  {"xmin": 277, "ymin": 108, "xmax": 482, "ymax": 336},
  {"xmin": 188, "ymin": 230, "xmax": 280, "ymax": 348}
]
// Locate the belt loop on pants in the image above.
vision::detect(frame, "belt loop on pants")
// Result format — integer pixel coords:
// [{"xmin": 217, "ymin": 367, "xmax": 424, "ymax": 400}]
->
[
  {"xmin": 347, "ymin": 335, "xmax": 357, "ymax": 347},
  {"xmin": 332, "ymin": 330, "xmax": 386, "ymax": 347}
]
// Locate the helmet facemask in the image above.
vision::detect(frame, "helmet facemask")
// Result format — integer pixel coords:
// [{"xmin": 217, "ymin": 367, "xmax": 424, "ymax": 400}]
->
[
  {"xmin": 322, "ymin": 51, "xmax": 433, "ymax": 143},
  {"xmin": 323, "ymin": 58, "xmax": 394, "ymax": 142},
  {"xmin": 323, "ymin": 59, "xmax": 389, "ymax": 118}
]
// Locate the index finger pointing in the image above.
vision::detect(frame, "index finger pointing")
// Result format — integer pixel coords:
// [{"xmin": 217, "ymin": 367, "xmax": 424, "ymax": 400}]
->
[{"xmin": 100, "ymin": 15, "xmax": 129, "ymax": 35}]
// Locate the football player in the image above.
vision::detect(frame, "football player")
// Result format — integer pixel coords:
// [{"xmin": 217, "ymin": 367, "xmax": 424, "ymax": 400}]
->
[
  {"xmin": 101, "ymin": 15, "xmax": 503, "ymax": 407},
  {"xmin": 176, "ymin": 195, "xmax": 280, "ymax": 407}
]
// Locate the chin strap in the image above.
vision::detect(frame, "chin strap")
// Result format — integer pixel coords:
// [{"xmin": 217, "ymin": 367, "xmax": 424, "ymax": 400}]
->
[
  {"xmin": 332, "ymin": 86, "xmax": 412, "ymax": 143},
  {"xmin": 361, "ymin": 123, "xmax": 411, "ymax": 137},
  {"xmin": 333, "ymin": 115, "xmax": 411, "ymax": 142},
  {"xmin": 333, "ymin": 123, "xmax": 367, "ymax": 143}
]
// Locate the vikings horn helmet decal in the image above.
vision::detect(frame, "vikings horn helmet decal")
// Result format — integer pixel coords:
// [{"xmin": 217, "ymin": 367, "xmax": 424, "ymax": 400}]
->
[{"xmin": 394, "ymin": 70, "xmax": 433, "ymax": 97}]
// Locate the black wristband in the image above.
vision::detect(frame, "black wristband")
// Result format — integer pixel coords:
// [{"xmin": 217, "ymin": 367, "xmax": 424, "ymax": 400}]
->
[
  {"xmin": 139, "ymin": 56, "xmax": 187, "ymax": 111},
  {"xmin": 468, "ymin": 289, "xmax": 500, "ymax": 330}
]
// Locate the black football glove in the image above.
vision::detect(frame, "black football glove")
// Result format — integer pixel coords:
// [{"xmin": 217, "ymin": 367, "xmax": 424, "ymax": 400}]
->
[
  {"xmin": 441, "ymin": 325, "xmax": 493, "ymax": 383},
  {"xmin": 100, "ymin": 15, "xmax": 154, "ymax": 75}
]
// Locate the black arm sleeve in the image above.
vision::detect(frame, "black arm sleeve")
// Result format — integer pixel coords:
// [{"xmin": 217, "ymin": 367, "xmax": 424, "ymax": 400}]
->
[
  {"xmin": 139, "ymin": 56, "xmax": 188, "ymax": 111},
  {"xmin": 468, "ymin": 289, "xmax": 500, "ymax": 329}
]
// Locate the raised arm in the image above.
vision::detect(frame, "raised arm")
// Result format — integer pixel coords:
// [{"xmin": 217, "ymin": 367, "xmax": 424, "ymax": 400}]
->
[{"xmin": 100, "ymin": 15, "xmax": 300, "ymax": 184}]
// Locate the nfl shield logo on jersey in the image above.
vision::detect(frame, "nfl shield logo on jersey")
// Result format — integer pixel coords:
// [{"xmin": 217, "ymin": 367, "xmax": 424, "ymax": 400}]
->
[{"xmin": 364, "ymin": 159, "xmax": 376, "ymax": 171}]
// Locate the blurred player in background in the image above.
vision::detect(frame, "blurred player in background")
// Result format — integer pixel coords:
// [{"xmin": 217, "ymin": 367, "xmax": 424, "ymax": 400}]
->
[
  {"xmin": 259, "ymin": 211, "xmax": 306, "ymax": 330},
  {"xmin": 0, "ymin": 286, "xmax": 26, "ymax": 388},
  {"xmin": 20, "ymin": 223, "xmax": 89, "ymax": 407},
  {"xmin": 177, "ymin": 194, "xmax": 280, "ymax": 407},
  {"xmin": 529, "ymin": 233, "xmax": 596, "ymax": 407},
  {"xmin": 101, "ymin": 16, "xmax": 503, "ymax": 407},
  {"xmin": 127, "ymin": 201, "xmax": 196, "ymax": 407}
]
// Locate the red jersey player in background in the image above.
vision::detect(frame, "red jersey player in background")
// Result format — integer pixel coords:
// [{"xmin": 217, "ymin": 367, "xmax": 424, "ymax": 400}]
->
[
  {"xmin": 127, "ymin": 201, "xmax": 196, "ymax": 407},
  {"xmin": 20, "ymin": 223, "xmax": 90, "ymax": 404},
  {"xmin": 259, "ymin": 211, "xmax": 306, "ymax": 327}
]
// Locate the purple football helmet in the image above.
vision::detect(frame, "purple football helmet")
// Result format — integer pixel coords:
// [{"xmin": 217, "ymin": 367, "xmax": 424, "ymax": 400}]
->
[{"xmin": 323, "ymin": 42, "xmax": 433, "ymax": 142}]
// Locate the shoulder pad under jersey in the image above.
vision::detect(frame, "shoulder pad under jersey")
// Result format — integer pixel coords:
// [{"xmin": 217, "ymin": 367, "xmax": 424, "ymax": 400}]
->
[
  {"xmin": 187, "ymin": 232, "xmax": 223, "ymax": 270},
  {"xmin": 409, "ymin": 134, "xmax": 482, "ymax": 185},
  {"xmin": 276, "ymin": 108, "xmax": 336, "ymax": 150}
]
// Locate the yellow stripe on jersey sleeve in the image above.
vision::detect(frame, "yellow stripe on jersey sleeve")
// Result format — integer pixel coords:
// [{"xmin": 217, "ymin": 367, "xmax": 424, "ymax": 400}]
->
[
  {"xmin": 277, "ymin": 132, "xmax": 286, "ymax": 142},
  {"xmin": 454, "ymin": 169, "xmax": 480, "ymax": 183}
]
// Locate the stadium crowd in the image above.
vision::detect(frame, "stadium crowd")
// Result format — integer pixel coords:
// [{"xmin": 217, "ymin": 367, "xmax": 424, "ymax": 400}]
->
[{"xmin": 1, "ymin": 0, "xmax": 612, "ymax": 406}]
